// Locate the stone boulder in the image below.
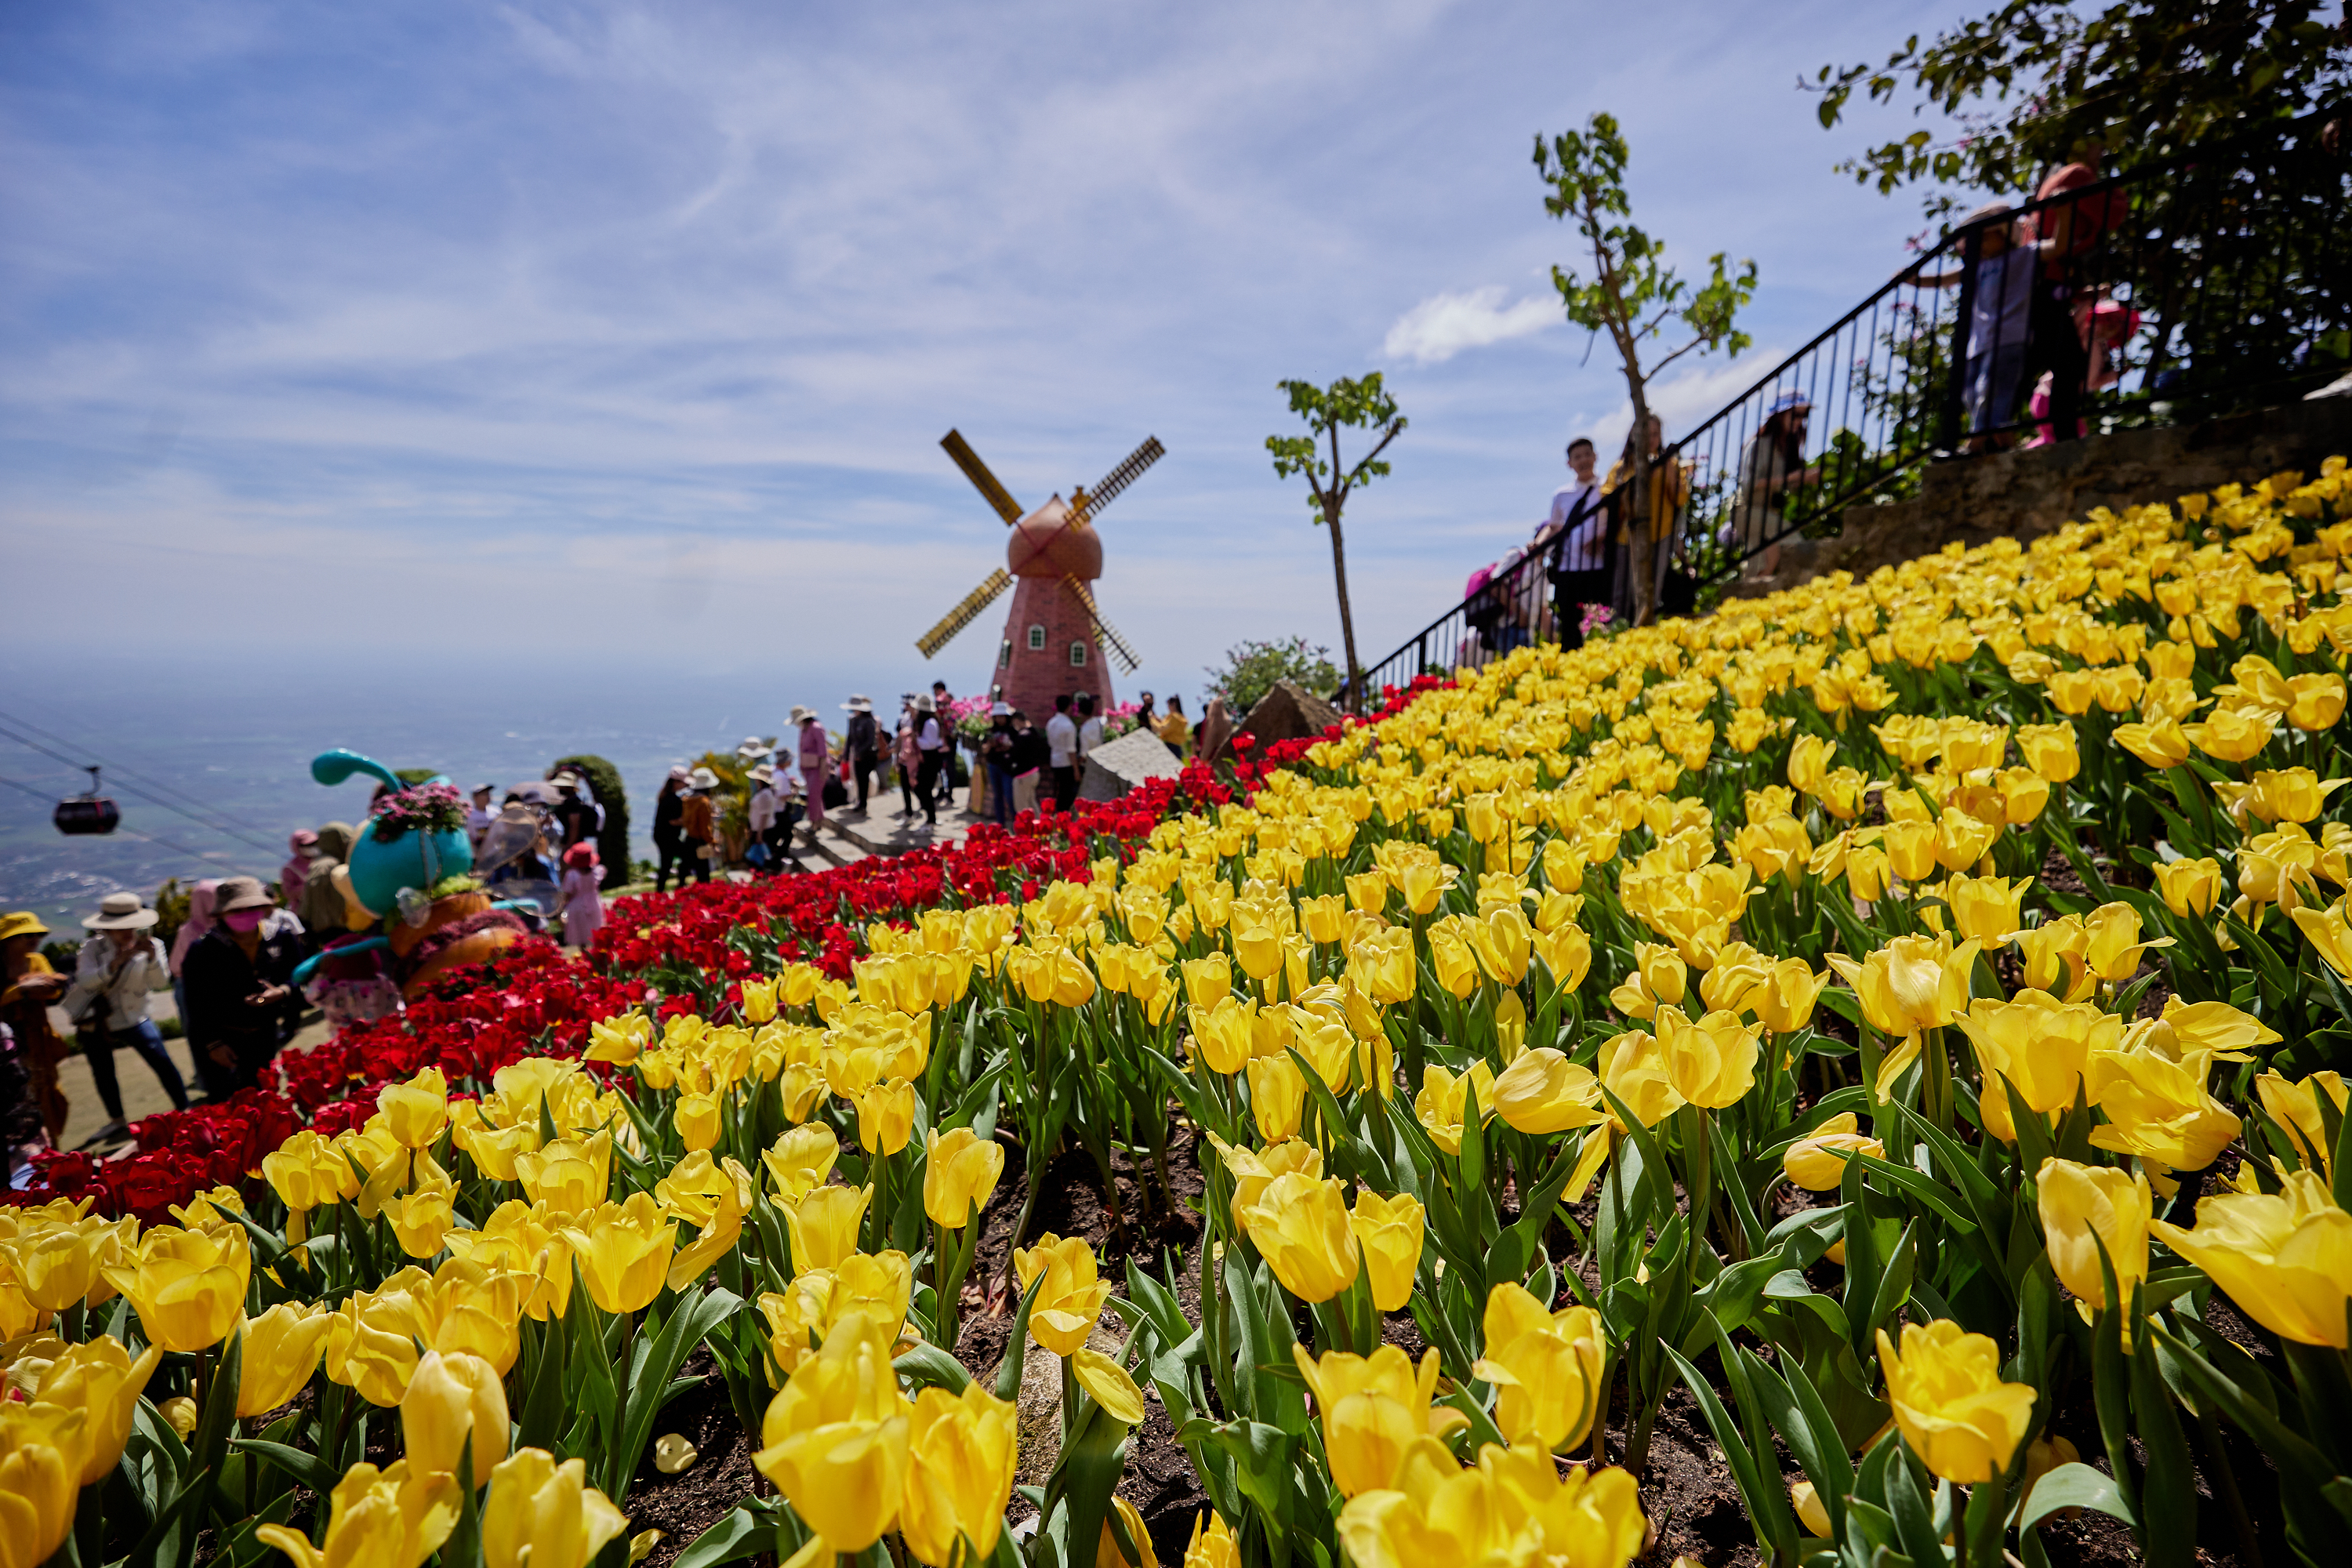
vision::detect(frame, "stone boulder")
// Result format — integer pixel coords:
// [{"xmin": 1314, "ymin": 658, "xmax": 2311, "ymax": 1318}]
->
[
  {"xmin": 1217, "ymin": 679, "xmax": 1341, "ymax": 760},
  {"xmin": 1077, "ymin": 724, "xmax": 1185, "ymax": 803}
]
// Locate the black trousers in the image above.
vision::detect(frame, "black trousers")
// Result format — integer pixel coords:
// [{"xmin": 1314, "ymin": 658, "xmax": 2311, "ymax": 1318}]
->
[
  {"xmin": 2021, "ymin": 282, "xmax": 2089, "ymax": 442},
  {"xmin": 680, "ymin": 836, "xmax": 713, "ymax": 883},
  {"xmin": 852, "ymin": 757, "xmax": 876, "ymax": 810},
  {"xmin": 916, "ymin": 753, "xmax": 943, "ymax": 824},
  {"xmin": 1549, "ymin": 566, "xmax": 1612, "ymax": 649},
  {"xmin": 1051, "ymin": 765, "xmax": 1079, "ymax": 812},
  {"xmin": 653, "ymin": 833, "xmax": 684, "ymax": 892}
]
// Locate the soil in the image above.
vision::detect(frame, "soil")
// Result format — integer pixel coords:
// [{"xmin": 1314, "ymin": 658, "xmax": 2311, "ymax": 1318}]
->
[{"xmin": 624, "ymin": 1350, "xmax": 768, "ymax": 1568}]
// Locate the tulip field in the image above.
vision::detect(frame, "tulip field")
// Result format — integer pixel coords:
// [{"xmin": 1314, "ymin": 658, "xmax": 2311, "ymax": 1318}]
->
[{"xmin": 12, "ymin": 459, "xmax": 2352, "ymax": 1568}]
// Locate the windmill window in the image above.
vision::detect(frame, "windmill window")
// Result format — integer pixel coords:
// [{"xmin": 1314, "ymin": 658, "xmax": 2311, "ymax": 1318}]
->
[
  {"xmin": 1027, "ymin": 625, "xmax": 1047, "ymax": 652},
  {"xmin": 1069, "ymin": 641, "xmax": 1088, "ymax": 667},
  {"xmin": 998, "ymin": 639, "xmax": 1012, "ymax": 670}
]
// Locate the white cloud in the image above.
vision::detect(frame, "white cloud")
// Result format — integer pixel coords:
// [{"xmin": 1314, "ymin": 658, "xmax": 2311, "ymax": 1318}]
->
[{"xmin": 1382, "ymin": 287, "xmax": 1557, "ymax": 365}]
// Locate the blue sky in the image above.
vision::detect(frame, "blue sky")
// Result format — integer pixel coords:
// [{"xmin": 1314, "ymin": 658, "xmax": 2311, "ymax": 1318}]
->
[{"xmin": 2, "ymin": 0, "xmax": 1962, "ymax": 706}]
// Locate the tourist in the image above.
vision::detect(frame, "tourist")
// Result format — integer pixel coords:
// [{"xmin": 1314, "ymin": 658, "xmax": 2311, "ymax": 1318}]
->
[
  {"xmin": 981, "ymin": 704, "xmax": 1017, "ymax": 828},
  {"xmin": 1009, "ymin": 709, "xmax": 1049, "ymax": 816},
  {"xmin": 557, "ymin": 842, "xmax": 606, "ymax": 950},
  {"xmin": 794, "ymin": 707, "xmax": 830, "ymax": 833},
  {"xmin": 1911, "ymin": 200, "xmax": 2033, "ymax": 443},
  {"xmin": 677, "ymin": 768, "xmax": 717, "ymax": 884},
  {"xmin": 2015, "ymin": 148, "xmax": 2122, "ymax": 448},
  {"xmin": 1604, "ymin": 416, "xmax": 1686, "ymax": 624},
  {"xmin": 913, "ymin": 694, "xmax": 946, "ymax": 829},
  {"xmin": 1077, "ymin": 695, "xmax": 1101, "ymax": 775},
  {"xmin": 842, "ymin": 695, "xmax": 880, "ymax": 814},
  {"xmin": 1135, "ymin": 691, "xmax": 1159, "ymax": 731},
  {"xmin": 299, "ymin": 822, "xmax": 354, "ymax": 942},
  {"xmin": 466, "ymin": 783, "xmax": 498, "ymax": 853},
  {"xmin": 1045, "ymin": 696, "xmax": 1079, "ymax": 812},
  {"xmin": 1157, "ymin": 695, "xmax": 1192, "ymax": 759},
  {"xmin": 746, "ymin": 764, "xmax": 779, "ymax": 869},
  {"xmin": 928, "ymin": 681, "xmax": 958, "ymax": 811},
  {"xmin": 1541, "ymin": 437, "xmax": 1609, "ymax": 651},
  {"xmin": 1731, "ymin": 393, "xmax": 1821, "ymax": 579},
  {"xmin": 61, "ymin": 892, "xmax": 188, "ymax": 1141},
  {"xmin": 652, "ymin": 766, "xmax": 688, "ymax": 892},
  {"xmin": 551, "ymin": 772, "xmax": 601, "ymax": 848},
  {"xmin": 894, "ymin": 699, "xmax": 921, "ymax": 819},
  {"xmin": 280, "ymin": 830, "xmax": 318, "ymax": 910},
  {"xmin": 2024, "ymin": 296, "xmax": 2141, "ymax": 446},
  {"xmin": 1, "ymin": 911, "xmax": 70, "ymax": 1142},
  {"xmin": 169, "ymin": 878, "xmax": 220, "ymax": 1027},
  {"xmin": 182, "ymin": 876, "xmax": 302, "ymax": 1098}
]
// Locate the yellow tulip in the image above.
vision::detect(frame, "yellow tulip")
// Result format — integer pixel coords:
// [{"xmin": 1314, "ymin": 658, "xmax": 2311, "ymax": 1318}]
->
[
  {"xmin": 481, "ymin": 1449, "xmax": 629, "ymax": 1568},
  {"xmin": 1596, "ymin": 1027, "xmax": 1683, "ymax": 1128},
  {"xmin": 762, "ymin": 1124, "xmax": 840, "ymax": 1204},
  {"xmin": 256, "ymin": 1460, "xmax": 459, "ymax": 1568},
  {"xmin": 325, "ymin": 1294, "xmax": 421, "ymax": 1406},
  {"xmin": 753, "ymin": 1312, "xmax": 911, "ymax": 1554},
  {"xmin": 1944, "ymin": 873, "xmax": 2031, "ymax": 947},
  {"xmin": 379, "ymin": 1069, "xmax": 452, "ymax": 1150},
  {"xmin": 29, "ymin": 1334, "xmax": 158, "ymax": 1484},
  {"xmin": 514, "ymin": 1133, "xmax": 614, "ymax": 1217},
  {"xmin": 0, "ymin": 1398, "xmax": 83, "ymax": 1568},
  {"xmin": 1349, "ymin": 1191, "xmax": 1424, "ymax": 1312},
  {"xmin": 2082, "ymin": 902, "xmax": 2172, "ymax": 983},
  {"xmin": 2152, "ymin": 856, "xmax": 2224, "ymax": 918},
  {"xmin": 856, "ymin": 1078, "xmax": 916, "ymax": 1156},
  {"xmin": 1181, "ymin": 1511, "xmax": 1240, "ymax": 1568},
  {"xmin": 783, "ymin": 1185, "xmax": 872, "ymax": 1274},
  {"xmin": 1412, "ymin": 1061, "xmax": 1497, "ymax": 1154},
  {"xmin": 1491, "ymin": 1048, "xmax": 1604, "ymax": 1134},
  {"xmin": 1291, "ymin": 1343, "xmax": 1467, "ymax": 1498},
  {"xmin": 401, "ymin": 1350, "xmax": 510, "ymax": 1488},
  {"xmin": 2183, "ymin": 705, "xmax": 2277, "ymax": 764},
  {"xmin": 2085, "ymin": 1047, "xmax": 2240, "ymax": 1178},
  {"xmin": 1755, "ymin": 958, "xmax": 1826, "ymax": 1033},
  {"xmin": 2288, "ymin": 672, "xmax": 2347, "ymax": 730},
  {"xmin": 1427, "ymin": 921, "xmax": 1479, "ymax": 999},
  {"xmin": 673, "ymin": 1090, "xmax": 722, "ymax": 1152},
  {"xmin": 1791, "ymin": 1478, "xmax": 1831, "ymax": 1536},
  {"xmin": 2151, "ymin": 1171, "xmax": 2352, "ymax": 1347},
  {"xmin": 2114, "ymin": 718, "xmax": 2193, "ymax": 769},
  {"xmin": 899, "ymin": 1385, "xmax": 1019, "ymax": 1566},
  {"xmin": 239, "ymin": 1301, "xmax": 333, "ymax": 1417},
  {"xmin": 1013, "ymin": 1233, "xmax": 1114, "ymax": 1355},
  {"xmin": 2035, "ymin": 1157, "xmax": 2150, "ymax": 1312},
  {"xmin": 1783, "ymin": 1112, "xmax": 1882, "ymax": 1192},
  {"xmin": 1656, "ymin": 1008, "xmax": 1759, "ymax": 1109},
  {"xmin": 1098, "ymin": 1496, "xmax": 1158, "ymax": 1568},
  {"xmin": 561, "ymin": 1193, "xmax": 677, "ymax": 1316},
  {"xmin": 1826, "ymin": 933, "xmax": 1979, "ymax": 1040},
  {"xmin": 1472, "ymin": 1281, "xmax": 1607, "ymax": 1451},
  {"xmin": 99, "ymin": 1222, "xmax": 250, "ymax": 1353},
  {"xmin": 11, "ymin": 1215, "xmax": 118, "ymax": 1314},
  {"xmin": 2016, "ymin": 722, "xmax": 2079, "ymax": 783},
  {"xmin": 2255, "ymin": 1069, "xmax": 2350, "ymax": 1174},
  {"xmin": 924, "ymin": 1127, "xmax": 1005, "ymax": 1229},
  {"xmin": 1875, "ymin": 1319, "xmax": 2037, "ymax": 1483},
  {"xmin": 1241, "ymin": 1173, "xmax": 1359, "ymax": 1304},
  {"xmin": 1348, "ymin": 927, "xmax": 1417, "ymax": 1005},
  {"xmin": 386, "ymin": 1183, "xmax": 456, "ymax": 1260}
]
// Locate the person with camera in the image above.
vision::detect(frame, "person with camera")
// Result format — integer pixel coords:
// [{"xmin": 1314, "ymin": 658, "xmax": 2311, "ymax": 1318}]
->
[
  {"xmin": 181, "ymin": 876, "xmax": 303, "ymax": 1098},
  {"xmin": 60, "ymin": 892, "xmax": 188, "ymax": 1144}
]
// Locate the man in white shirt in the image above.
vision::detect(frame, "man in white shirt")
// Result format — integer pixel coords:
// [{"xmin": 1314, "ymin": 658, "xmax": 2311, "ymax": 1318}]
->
[
  {"xmin": 914, "ymin": 695, "xmax": 948, "ymax": 829},
  {"xmin": 1045, "ymin": 695, "xmax": 1080, "ymax": 814},
  {"xmin": 1539, "ymin": 437, "xmax": 1610, "ymax": 649}
]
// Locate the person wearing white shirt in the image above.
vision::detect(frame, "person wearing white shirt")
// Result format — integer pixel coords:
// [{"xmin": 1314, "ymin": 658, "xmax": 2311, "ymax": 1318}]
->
[
  {"xmin": 913, "ymin": 694, "xmax": 948, "ymax": 829},
  {"xmin": 62, "ymin": 892, "xmax": 187, "ymax": 1140},
  {"xmin": 1539, "ymin": 436, "xmax": 1610, "ymax": 649},
  {"xmin": 1045, "ymin": 695, "xmax": 1080, "ymax": 814}
]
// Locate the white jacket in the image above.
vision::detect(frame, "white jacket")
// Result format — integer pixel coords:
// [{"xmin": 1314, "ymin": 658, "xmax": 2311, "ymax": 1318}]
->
[{"xmin": 64, "ymin": 935, "xmax": 172, "ymax": 1031}]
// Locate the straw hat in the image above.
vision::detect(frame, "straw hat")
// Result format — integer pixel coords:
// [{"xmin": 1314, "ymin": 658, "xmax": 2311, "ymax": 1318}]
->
[
  {"xmin": 841, "ymin": 695, "xmax": 873, "ymax": 712},
  {"xmin": 790, "ymin": 706, "xmax": 817, "ymax": 724},
  {"xmin": 748, "ymin": 764, "xmax": 776, "ymax": 784},
  {"xmin": 688, "ymin": 768, "xmax": 720, "ymax": 791},
  {"xmin": 215, "ymin": 876, "xmax": 275, "ymax": 914},
  {"xmin": 0, "ymin": 911, "xmax": 50, "ymax": 944},
  {"xmin": 667, "ymin": 764, "xmax": 691, "ymax": 782},
  {"xmin": 84, "ymin": 892, "xmax": 159, "ymax": 931},
  {"xmin": 915, "ymin": 694, "xmax": 937, "ymax": 713},
  {"xmin": 735, "ymin": 736, "xmax": 773, "ymax": 760}
]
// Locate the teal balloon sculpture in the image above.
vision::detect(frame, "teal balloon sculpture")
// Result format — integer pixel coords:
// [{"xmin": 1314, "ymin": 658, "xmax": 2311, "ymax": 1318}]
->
[{"xmin": 312, "ymin": 748, "xmax": 474, "ymax": 916}]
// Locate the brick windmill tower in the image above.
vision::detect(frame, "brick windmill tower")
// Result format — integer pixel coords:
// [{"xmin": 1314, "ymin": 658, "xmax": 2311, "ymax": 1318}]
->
[{"xmin": 916, "ymin": 429, "xmax": 1163, "ymax": 720}]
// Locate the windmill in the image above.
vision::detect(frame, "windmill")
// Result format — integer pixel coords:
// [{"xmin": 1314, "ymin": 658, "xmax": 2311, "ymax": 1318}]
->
[{"xmin": 916, "ymin": 428, "xmax": 1163, "ymax": 720}]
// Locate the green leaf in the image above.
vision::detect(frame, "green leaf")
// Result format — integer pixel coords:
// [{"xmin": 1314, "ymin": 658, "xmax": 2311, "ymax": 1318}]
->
[
  {"xmin": 2020, "ymin": 1462, "xmax": 2135, "ymax": 1533},
  {"xmin": 895, "ymin": 1341, "xmax": 975, "ymax": 1395},
  {"xmin": 995, "ymin": 1271, "xmax": 1049, "ymax": 1403},
  {"xmin": 1663, "ymin": 1344, "xmax": 1799, "ymax": 1566},
  {"xmin": 674, "ymin": 1505, "xmax": 788, "ymax": 1568}
]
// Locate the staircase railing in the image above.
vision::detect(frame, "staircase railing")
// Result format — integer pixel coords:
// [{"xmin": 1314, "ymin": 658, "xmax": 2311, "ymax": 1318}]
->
[{"xmin": 1344, "ymin": 114, "xmax": 2352, "ymax": 704}]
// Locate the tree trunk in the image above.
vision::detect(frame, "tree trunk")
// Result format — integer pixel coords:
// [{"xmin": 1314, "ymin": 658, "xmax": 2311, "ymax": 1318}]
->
[{"xmin": 1326, "ymin": 498, "xmax": 1363, "ymax": 712}]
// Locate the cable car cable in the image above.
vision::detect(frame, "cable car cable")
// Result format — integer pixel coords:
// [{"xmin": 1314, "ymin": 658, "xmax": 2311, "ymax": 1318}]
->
[
  {"xmin": 0, "ymin": 718, "xmax": 287, "ymax": 857},
  {"xmin": 0, "ymin": 775, "xmax": 225, "ymax": 866},
  {"xmin": 0, "ymin": 702, "xmax": 286, "ymax": 845}
]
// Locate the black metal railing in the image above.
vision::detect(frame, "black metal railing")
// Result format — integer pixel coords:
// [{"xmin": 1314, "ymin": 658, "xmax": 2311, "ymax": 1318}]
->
[{"xmin": 1346, "ymin": 114, "xmax": 2351, "ymax": 702}]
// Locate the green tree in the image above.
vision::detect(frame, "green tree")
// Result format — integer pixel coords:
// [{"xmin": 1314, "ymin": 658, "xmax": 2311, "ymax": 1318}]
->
[
  {"xmin": 1266, "ymin": 374, "xmax": 1406, "ymax": 710},
  {"xmin": 1201, "ymin": 637, "xmax": 1343, "ymax": 716},
  {"xmin": 1809, "ymin": 1, "xmax": 2350, "ymax": 215},
  {"xmin": 1536, "ymin": 114, "xmax": 1756, "ymax": 624}
]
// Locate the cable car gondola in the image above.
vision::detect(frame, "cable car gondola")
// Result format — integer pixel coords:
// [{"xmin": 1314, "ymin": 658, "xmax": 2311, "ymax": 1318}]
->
[{"xmin": 53, "ymin": 767, "xmax": 121, "ymax": 837}]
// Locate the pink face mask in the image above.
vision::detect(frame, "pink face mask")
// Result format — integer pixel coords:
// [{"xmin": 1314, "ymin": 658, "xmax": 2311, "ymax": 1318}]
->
[{"xmin": 223, "ymin": 907, "xmax": 267, "ymax": 933}]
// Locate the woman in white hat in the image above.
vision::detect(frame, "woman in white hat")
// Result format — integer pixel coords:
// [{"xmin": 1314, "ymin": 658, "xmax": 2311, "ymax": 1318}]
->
[
  {"xmin": 678, "ymin": 768, "xmax": 720, "ymax": 885},
  {"xmin": 61, "ymin": 892, "xmax": 188, "ymax": 1142}
]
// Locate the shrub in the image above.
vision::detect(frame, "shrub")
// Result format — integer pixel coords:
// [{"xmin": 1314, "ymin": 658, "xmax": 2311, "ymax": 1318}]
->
[{"xmin": 1201, "ymin": 636, "xmax": 1342, "ymax": 715}]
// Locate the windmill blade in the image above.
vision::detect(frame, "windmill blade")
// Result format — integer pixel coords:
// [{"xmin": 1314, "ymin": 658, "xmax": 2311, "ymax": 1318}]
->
[
  {"xmin": 916, "ymin": 568, "xmax": 1014, "ymax": 659},
  {"xmin": 1069, "ymin": 436, "xmax": 1163, "ymax": 526},
  {"xmin": 1063, "ymin": 575, "xmax": 1141, "ymax": 674},
  {"xmin": 940, "ymin": 429, "xmax": 1025, "ymax": 525}
]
